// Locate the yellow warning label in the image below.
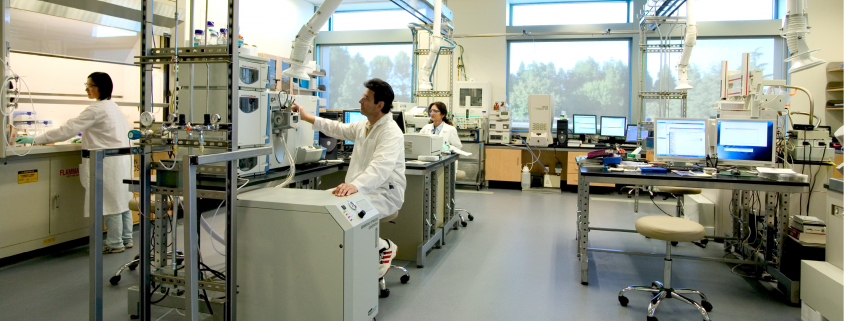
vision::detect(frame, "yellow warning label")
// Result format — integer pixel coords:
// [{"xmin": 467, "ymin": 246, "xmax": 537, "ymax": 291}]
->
[
  {"xmin": 43, "ymin": 237, "xmax": 56, "ymax": 245},
  {"xmin": 18, "ymin": 169, "xmax": 38, "ymax": 184}
]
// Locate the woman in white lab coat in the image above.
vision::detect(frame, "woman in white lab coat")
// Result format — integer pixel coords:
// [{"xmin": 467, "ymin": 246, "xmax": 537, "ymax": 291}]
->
[
  {"xmin": 419, "ymin": 102, "xmax": 462, "ymax": 149},
  {"xmin": 16, "ymin": 72, "xmax": 133, "ymax": 254}
]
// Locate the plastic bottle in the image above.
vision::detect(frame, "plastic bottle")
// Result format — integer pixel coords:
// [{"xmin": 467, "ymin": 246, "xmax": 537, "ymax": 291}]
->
[
  {"xmin": 193, "ymin": 30, "xmax": 204, "ymax": 46},
  {"xmin": 238, "ymin": 34, "xmax": 244, "ymax": 48},
  {"xmin": 206, "ymin": 21, "xmax": 217, "ymax": 45},
  {"xmin": 521, "ymin": 165, "xmax": 531, "ymax": 190},
  {"xmin": 219, "ymin": 28, "xmax": 228, "ymax": 46}
]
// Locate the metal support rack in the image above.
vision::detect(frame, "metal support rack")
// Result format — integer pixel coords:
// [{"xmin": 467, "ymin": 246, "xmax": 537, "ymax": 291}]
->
[
  {"xmin": 634, "ymin": 1, "xmax": 689, "ymax": 143},
  {"xmin": 410, "ymin": 20, "xmax": 455, "ymax": 106}
]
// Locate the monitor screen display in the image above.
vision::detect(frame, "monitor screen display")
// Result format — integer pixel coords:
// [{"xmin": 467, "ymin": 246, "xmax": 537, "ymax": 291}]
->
[
  {"xmin": 343, "ymin": 110, "xmax": 367, "ymax": 145},
  {"xmin": 716, "ymin": 120, "xmax": 775, "ymax": 163},
  {"xmin": 572, "ymin": 114, "xmax": 597, "ymax": 135},
  {"xmin": 625, "ymin": 125, "xmax": 649, "ymax": 142},
  {"xmin": 600, "ymin": 116, "xmax": 626, "ymax": 137},
  {"xmin": 654, "ymin": 118, "xmax": 708, "ymax": 159}
]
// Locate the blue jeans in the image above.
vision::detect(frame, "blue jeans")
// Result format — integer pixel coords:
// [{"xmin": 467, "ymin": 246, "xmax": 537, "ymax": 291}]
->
[{"xmin": 104, "ymin": 211, "xmax": 133, "ymax": 249}]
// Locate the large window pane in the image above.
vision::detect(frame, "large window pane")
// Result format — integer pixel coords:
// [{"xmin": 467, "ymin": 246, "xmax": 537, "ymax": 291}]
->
[
  {"xmin": 511, "ymin": 2, "xmax": 629, "ymax": 26},
  {"xmin": 644, "ymin": 38, "xmax": 778, "ymax": 119},
  {"xmin": 676, "ymin": 0, "xmax": 774, "ymax": 21},
  {"xmin": 507, "ymin": 40, "xmax": 630, "ymax": 128},
  {"xmin": 330, "ymin": 10, "xmax": 418, "ymax": 31},
  {"xmin": 319, "ymin": 44, "xmax": 413, "ymax": 110}
]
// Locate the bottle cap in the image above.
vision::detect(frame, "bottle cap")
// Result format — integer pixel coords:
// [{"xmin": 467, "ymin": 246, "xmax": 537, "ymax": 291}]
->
[
  {"xmin": 195, "ymin": 30, "xmax": 203, "ymax": 35},
  {"xmin": 207, "ymin": 21, "xmax": 214, "ymax": 27}
]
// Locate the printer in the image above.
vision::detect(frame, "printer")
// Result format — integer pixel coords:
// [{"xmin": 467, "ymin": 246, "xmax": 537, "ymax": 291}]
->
[{"xmin": 403, "ymin": 134, "xmax": 443, "ymax": 159}]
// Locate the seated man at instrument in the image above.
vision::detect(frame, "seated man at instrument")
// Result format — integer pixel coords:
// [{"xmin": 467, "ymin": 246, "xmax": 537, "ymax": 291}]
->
[{"xmin": 293, "ymin": 78, "xmax": 406, "ymax": 278}]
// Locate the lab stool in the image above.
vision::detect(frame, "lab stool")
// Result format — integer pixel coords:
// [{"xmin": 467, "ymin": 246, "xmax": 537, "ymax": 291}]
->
[
  {"xmin": 656, "ymin": 186, "xmax": 707, "ymax": 248},
  {"xmin": 379, "ymin": 213, "xmax": 410, "ymax": 298},
  {"xmin": 618, "ymin": 216, "xmax": 713, "ymax": 321}
]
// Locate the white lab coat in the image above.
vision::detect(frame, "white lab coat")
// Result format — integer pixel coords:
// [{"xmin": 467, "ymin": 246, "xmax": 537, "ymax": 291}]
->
[
  {"xmin": 420, "ymin": 122, "xmax": 462, "ymax": 149},
  {"xmin": 34, "ymin": 100, "xmax": 132, "ymax": 216},
  {"xmin": 314, "ymin": 113, "xmax": 406, "ymax": 219}
]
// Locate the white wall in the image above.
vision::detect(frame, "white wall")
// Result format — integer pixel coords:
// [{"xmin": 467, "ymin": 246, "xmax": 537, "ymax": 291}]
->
[
  {"xmin": 449, "ymin": 0, "xmax": 507, "ymax": 102},
  {"xmin": 788, "ymin": 0, "xmax": 844, "ymax": 131},
  {"xmin": 193, "ymin": 0, "xmax": 314, "ymax": 58}
]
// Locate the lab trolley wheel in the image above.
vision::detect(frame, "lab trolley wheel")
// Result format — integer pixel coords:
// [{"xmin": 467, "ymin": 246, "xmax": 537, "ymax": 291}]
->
[
  {"xmin": 647, "ymin": 317, "xmax": 658, "ymax": 321},
  {"xmin": 380, "ymin": 288, "xmax": 390, "ymax": 298},
  {"xmin": 128, "ymin": 254, "xmax": 140, "ymax": 270},
  {"xmin": 618, "ymin": 296, "xmax": 629, "ymax": 307},
  {"xmin": 400, "ymin": 275, "xmax": 410, "ymax": 284},
  {"xmin": 671, "ymin": 241, "xmax": 678, "ymax": 246},
  {"xmin": 109, "ymin": 275, "xmax": 121, "ymax": 286},
  {"xmin": 468, "ymin": 214, "xmax": 474, "ymax": 221},
  {"xmin": 702, "ymin": 300, "xmax": 713, "ymax": 312},
  {"xmin": 461, "ymin": 221, "xmax": 468, "ymax": 227}
]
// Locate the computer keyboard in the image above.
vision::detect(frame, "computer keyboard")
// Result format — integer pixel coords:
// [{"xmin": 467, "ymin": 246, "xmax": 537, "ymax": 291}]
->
[{"xmin": 657, "ymin": 165, "xmax": 703, "ymax": 171}]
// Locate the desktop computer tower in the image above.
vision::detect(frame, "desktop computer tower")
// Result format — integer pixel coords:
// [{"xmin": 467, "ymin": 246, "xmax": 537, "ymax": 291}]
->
[{"xmin": 556, "ymin": 119, "xmax": 568, "ymax": 146}]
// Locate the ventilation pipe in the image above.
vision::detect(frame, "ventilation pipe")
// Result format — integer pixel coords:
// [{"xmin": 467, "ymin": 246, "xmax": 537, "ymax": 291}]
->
[
  {"xmin": 675, "ymin": 0, "xmax": 697, "ymax": 90},
  {"xmin": 781, "ymin": 0, "xmax": 825, "ymax": 74},
  {"xmin": 417, "ymin": 0, "xmax": 443, "ymax": 91},
  {"xmin": 281, "ymin": 0, "xmax": 343, "ymax": 80}
]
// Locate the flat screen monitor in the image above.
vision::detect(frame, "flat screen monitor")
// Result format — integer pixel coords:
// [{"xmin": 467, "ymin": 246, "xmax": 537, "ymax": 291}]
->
[
  {"xmin": 716, "ymin": 119, "xmax": 775, "ymax": 166},
  {"xmin": 392, "ymin": 111, "xmax": 406, "ymax": 134},
  {"xmin": 625, "ymin": 125, "xmax": 649, "ymax": 142},
  {"xmin": 572, "ymin": 114, "xmax": 597, "ymax": 135},
  {"xmin": 654, "ymin": 118, "xmax": 708, "ymax": 162},
  {"xmin": 343, "ymin": 110, "xmax": 367, "ymax": 145},
  {"xmin": 600, "ymin": 116, "xmax": 626, "ymax": 137}
]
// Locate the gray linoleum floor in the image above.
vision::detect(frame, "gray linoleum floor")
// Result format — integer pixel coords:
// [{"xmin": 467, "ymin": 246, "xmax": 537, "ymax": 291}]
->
[{"xmin": 0, "ymin": 188, "xmax": 800, "ymax": 321}]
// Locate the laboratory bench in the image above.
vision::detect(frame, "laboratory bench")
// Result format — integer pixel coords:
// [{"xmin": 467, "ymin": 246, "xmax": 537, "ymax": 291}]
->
[
  {"xmin": 327, "ymin": 154, "xmax": 461, "ymax": 267},
  {"xmin": 484, "ymin": 144, "xmax": 616, "ymax": 188},
  {"xmin": 575, "ymin": 165, "xmax": 810, "ymax": 303},
  {"xmin": 0, "ymin": 144, "xmax": 87, "ymax": 259}
]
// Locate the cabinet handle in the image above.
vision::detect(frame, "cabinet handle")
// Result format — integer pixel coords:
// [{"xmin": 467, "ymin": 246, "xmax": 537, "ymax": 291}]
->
[{"xmin": 53, "ymin": 194, "xmax": 60, "ymax": 209}]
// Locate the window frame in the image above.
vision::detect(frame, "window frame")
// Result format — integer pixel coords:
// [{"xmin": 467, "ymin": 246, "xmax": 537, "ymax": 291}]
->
[
  {"xmin": 505, "ymin": 37, "xmax": 634, "ymax": 131},
  {"xmin": 509, "ymin": 0, "xmax": 632, "ymax": 27},
  {"xmin": 323, "ymin": 9, "xmax": 420, "ymax": 32},
  {"xmin": 316, "ymin": 42, "xmax": 415, "ymax": 109},
  {"xmin": 641, "ymin": 35, "xmax": 785, "ymax": 119}
]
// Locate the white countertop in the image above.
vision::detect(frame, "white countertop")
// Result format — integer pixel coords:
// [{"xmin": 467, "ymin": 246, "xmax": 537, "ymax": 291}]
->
[{"xmin": 5, "ymin": 144, "xmax": 82, "ymax": 156}]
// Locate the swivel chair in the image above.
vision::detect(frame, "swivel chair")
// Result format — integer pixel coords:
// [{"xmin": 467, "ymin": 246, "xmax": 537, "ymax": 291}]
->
[
  {"xmin": 656, "ymin": 186, "xmax": 708, "ymax": 248},
  {"xmin": 379, "ymin": 212, "xmax": 410, "ymax": 298},
  {"xmin": 618, "ymin": 215, "xmax": 713, "ymax": 321}
]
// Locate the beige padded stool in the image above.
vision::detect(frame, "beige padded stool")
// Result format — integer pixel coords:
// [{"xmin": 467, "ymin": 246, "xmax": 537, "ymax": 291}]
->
[
  {"xmin": 378, "ymin": 212, "xmax": 409, "ymax": 298},
  {"xmin": 618, "ymin": 216, "xmax": 713, "ymax": 321},
  {"xmin": 656, "ymin": 186, "xmax": 707, "ymax": 248}
]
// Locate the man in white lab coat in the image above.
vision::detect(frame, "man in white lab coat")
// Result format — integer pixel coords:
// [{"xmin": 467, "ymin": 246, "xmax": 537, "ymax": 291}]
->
[
  {"xmin": 293, "ymin": 78, "xmax": 406, "ymax": 277},
  {"xmin": 16, "ymin": 72, "xmax": 133, "ymax": 254}
]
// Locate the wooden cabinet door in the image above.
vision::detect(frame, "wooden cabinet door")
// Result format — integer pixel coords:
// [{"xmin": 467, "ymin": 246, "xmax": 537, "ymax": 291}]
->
[{"xmin": 485, "ymin": 148, "xmax": 522, "ymax": 182}]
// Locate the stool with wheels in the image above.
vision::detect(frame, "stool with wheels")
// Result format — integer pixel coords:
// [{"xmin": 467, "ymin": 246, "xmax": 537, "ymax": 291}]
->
[
  {"xmin": 378, "ymin": 212, "xmax": 410, "ymax": 298},
  {"xmin": 656, "ymin": 186, "xmax": 708, "ymax": 248},
  {"xmin": 618, "ymin": 215, "xmax": 713, "ymax": 321}
]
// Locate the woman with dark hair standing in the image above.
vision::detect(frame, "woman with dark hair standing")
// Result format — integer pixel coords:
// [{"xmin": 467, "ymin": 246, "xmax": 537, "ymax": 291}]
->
[
  {"xmin": 16, "ymin": 72, "xmax": 133, "ymax": 254},
  {"xmin": 419, "ymin": 101, "xmax": 462, "ymax": 149}
]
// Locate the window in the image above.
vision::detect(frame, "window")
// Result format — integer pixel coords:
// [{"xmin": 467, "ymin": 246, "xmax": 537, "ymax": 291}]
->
[
  {"xmin": 644, "ymin": 38, "xmax": 780, "ymax": 119},
  {"xmin": 321, "ymin": 10, "xmax": 418, "ymax": 32},
  {"xmin": 507, "ymin": 40, "xmax": 630, "ymax": 129},
  {"xmin": 510, "ymin": 1, "xmax": 629, "ymax": 26},
  {"xmin": 318, "ymin": 44, "xmax": 413, "ymax": 110},
  {"xmin": 676, "ymin": 0, "xmax": 775, "ymax": 21}
]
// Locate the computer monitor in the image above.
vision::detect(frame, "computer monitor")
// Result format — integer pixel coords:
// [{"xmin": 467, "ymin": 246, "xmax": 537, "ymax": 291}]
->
[
  {"xmin": 625, "ymin": 125, "xmax": 649, "ymax": 143},
  {"xmin": 600, "ymin": 116, "xmax": 626, "ymax": 137},
  {"xmin": 654, "ymin": 118, "xmax": 708, "ymax": 163},
  {"xmin": 716, "ymin": 119, "xmax": 775, "ymax": 166},
  {"xmin": 572, "ymin": 114, "xmax": 597, "ymax": 135},
  {"xmin": 392, "ymin": 111, "xmax": 406, "ymax": 134},
  {"xmin": 343, "ymin": 110, "xmax": 367, "ymax": 145}
]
